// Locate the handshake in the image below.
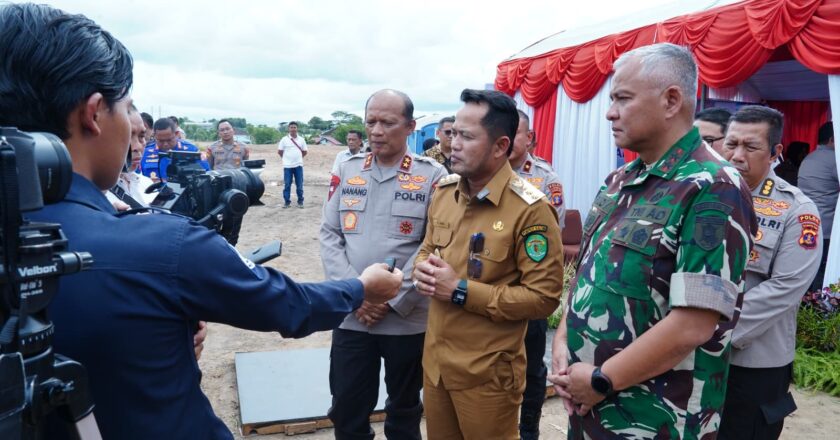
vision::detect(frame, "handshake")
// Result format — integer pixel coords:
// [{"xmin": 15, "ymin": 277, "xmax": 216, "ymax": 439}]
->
[{"xmin": 356, "ymin": 258, "xmax": 403, "ymax": 305}]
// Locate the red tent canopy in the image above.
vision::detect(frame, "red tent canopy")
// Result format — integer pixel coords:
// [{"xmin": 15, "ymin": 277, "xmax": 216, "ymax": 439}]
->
[{"xmin": 496, "ymin": 0, "xmax": 840, "ymax": 161}]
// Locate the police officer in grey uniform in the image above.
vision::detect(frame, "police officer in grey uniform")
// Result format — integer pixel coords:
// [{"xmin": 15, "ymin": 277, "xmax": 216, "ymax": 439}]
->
[
  {"xmin": 320, "ymin": 89, "xmax": 447, "ymax": 440},
  {"xmin": 206, "ymin": 119, "xmax": 250, "ymax": 170},
  {"xmin": 511, "ymin": 111, "xmax": 566, "ymax": 229},
  {"xmin": 508, "ymin": 109, "xmax": 566, "ymax": 439},
  {"xmin": 719, "ymin": 106, "xmax": 823, "ymax": 440}
]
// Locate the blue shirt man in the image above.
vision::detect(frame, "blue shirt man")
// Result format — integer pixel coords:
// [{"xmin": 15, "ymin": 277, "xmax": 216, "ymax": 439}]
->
[{"xmin": 140, "ymin": 118, "xmax": 208, "ymax": 181}]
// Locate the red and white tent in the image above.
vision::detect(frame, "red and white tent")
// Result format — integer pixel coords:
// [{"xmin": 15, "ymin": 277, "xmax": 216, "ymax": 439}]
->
[{"xmin": 496, "ymin": 0, "xmax": 840, "ymax": 288}]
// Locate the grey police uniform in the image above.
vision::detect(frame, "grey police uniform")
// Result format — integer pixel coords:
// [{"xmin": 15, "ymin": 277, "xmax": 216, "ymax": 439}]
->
[
  {"xmin": 320, "ymin": 151, "xmax": 447, "ymax": 333},
  {"xmin": 720, "ymin": 169, "xmax": 823, "ymax": 439},
  {"xmin": 320, "ymin": 151, "xmax": 446, "ymax": 440},
  {"xmin": 515, "ymin": 153, "xmax": 566, "ymax": 228},
  {"xmin": 206, "ymin": 140, "xmax": 248, "ymax": 170}
]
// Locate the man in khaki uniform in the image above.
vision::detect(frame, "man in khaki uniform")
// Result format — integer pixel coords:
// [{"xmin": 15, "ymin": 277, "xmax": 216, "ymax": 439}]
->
[
  {"xmin": 413, "ymin": 89, "xmax": 563, "ymax": 439},
  {"xmin": 320, "ymin": 89, "xmax": 447, "ymax": 440},
  {"xmin": 206, "ymin": 119, "xmax": 251, "ymax": 170}
]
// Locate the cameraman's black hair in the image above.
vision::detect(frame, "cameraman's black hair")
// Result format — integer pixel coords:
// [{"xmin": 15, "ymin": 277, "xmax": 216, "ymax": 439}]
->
[
  {"xmin": 459, "ymin": 89, "xmax": 518, "ymax": 156},
  {"xmin": 818, "ymin": 121, "xmax": 834, "ymax": 145},
  {"xmin": 140, "ymin": 112, "xmax": 154, "ymax": 129},
  {"xmin": 153, "ymin": 117, "xmax": 177, "ymax": 132},
  {"xmin": 0, "ymin": 3, "xmax": 133, "ymax": 139}
]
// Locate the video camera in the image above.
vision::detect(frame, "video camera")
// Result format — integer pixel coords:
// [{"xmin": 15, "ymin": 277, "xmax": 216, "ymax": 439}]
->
[
  {"xmin": 147, "ymin": 151, "xmax": 265, "ymax": 245},
  {"xmin": 0, "ymin": 127, "xmax": 97, "ymax": 439}
]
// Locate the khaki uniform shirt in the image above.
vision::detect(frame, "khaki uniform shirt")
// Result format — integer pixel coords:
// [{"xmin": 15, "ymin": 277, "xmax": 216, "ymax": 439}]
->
[
  {"xmin": 417, "ymin": 162, "xmax": 563, "ymax": 390},
  {"xmin": 320, "ymin": 152, "xmax": 447, "ymax": 335},
  {"xmin": 206, "ymin": 140, "xmax": 249, "ymax": 170},
  {"xmin": 732, "ymin": 169, "xmax": 823, "ymax": 368},
  {"xmin": 514, "ymin": 153, "xmax": 566, "ymax": 228}
]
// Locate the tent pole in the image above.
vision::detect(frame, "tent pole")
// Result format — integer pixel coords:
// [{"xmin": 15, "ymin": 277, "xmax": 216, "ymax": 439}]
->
[{"xmin": 700, "ymin": 84, "xmax": 708, "ymax": 109}]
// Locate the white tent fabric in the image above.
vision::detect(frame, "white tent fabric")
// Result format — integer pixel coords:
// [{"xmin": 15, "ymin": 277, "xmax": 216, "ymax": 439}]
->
[
  {"xmin": 551, "ymin": 77, "xmax": 617, "ymax": 216},
  {"xmin": 514, "ymin": 91, "xmax": 534, "ymax": 130},
  {"xmin": 823, "ymin": 75, "xmax": 840, "ymax": 288}
]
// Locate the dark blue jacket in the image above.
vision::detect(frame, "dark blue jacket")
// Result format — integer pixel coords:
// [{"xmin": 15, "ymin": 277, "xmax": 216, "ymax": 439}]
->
[{"xmin": 27, "ymin": 174, "xmax": 363, "ymax": 439}]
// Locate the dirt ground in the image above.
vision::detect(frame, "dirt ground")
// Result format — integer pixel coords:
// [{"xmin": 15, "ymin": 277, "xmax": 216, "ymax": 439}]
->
[{"xmin": 199, "ymin": 144, "xmax": 840, "ymax": 439}]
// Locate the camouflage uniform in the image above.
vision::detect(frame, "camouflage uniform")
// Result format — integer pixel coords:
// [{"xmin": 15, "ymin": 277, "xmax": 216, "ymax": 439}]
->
[
  {"xmin": 423, "ymin": 145, "xmax": 451, "ymax": 173},
  {"xmin": 567, "ymin": 129, "xmax": 756, "ymax": 439}
]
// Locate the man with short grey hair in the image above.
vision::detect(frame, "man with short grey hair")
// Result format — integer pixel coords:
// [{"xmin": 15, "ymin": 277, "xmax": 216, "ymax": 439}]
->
[{"xmin": 549, "ymin": 43, "xmax": 755, "ymax": 439}]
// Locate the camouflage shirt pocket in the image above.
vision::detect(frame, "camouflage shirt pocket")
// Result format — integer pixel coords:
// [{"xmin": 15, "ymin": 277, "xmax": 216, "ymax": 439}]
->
[{"xmin": 599, "ymin": 220, "xmax": 657, "ymax": 300}]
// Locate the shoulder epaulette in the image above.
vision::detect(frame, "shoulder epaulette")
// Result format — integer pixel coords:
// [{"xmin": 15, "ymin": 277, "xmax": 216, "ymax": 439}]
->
[
  {"xmin": 509, "ymin": 175, "xmax": 545, "ymax": 205},
  {"xmin": 436, "ymin": 174, "xmax": 461, "ymax": 187}
]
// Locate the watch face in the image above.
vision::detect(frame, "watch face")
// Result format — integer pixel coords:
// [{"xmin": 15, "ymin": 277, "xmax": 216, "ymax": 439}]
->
[{"xmin": 592, "ymin": 376, "xmax": 610, "ymax": 395}]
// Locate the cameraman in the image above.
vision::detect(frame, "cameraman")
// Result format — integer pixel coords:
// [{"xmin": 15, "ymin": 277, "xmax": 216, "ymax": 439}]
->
[{"xmin": 0, "ymin": 4, "xmax": 402, "ymax": 440}]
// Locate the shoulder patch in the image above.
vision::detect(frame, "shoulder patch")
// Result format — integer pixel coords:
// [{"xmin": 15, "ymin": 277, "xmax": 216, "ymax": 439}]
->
[
  {"xmin": 436, "ymin": 174, "xmax": 461, "ymax": 187},
  {"xmin": 509, "ymin": 176, "xmax": 545, "ymax": 205}
]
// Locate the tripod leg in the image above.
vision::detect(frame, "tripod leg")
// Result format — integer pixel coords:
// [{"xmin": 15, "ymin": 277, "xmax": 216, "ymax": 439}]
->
[{"xmin": 74, "ymin": 413, "xmax": 102, "ymax": 440}]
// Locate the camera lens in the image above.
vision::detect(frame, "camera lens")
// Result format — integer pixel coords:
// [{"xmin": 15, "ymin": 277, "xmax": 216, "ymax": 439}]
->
[
  {"xmin": 30, "ymin": 132, "xmax": 72, "ymax": 204},
  {"xmin": 212, "ymin": 168, "xmax": 265, "ymax": 205}
]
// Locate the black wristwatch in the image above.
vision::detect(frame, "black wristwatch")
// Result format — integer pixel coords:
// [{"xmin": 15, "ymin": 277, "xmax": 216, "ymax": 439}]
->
[
  {"xmin": 591, "ymin": 367, "xmax": 614, "ymax": 397},
  {"xmin": 451, "ymin": 279, "xmax": 468, "ymax": 306}
]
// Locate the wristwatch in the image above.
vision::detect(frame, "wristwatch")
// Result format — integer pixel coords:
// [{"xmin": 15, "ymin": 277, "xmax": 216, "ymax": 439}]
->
[
  {"xmin": 451, "ymin": 279, "xmax": 468, "ymax": 306},
  {"xmin": 591, "ymin": 367, "xmax": 614, "ymax": 397}
]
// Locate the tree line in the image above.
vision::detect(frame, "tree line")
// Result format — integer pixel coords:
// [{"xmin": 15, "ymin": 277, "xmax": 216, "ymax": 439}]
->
[{"xmin": 181, "ymin": 111, "xmax": 365, "ymax": 145}]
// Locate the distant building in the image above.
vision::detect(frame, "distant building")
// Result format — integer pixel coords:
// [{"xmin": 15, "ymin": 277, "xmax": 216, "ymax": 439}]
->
[{"xmin": 314, "ymin": 135, "xmax": 342, "ymax": 146}]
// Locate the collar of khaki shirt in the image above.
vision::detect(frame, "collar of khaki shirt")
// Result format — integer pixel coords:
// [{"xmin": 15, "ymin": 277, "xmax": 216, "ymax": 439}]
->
[{"xmin": 454, "ymin": 161, "xmax": 514, "ymax": 206}]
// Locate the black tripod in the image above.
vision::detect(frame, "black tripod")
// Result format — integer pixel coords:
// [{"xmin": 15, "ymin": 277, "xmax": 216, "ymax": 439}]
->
[{"xmin": 0, "ymin": 129, "xmax": 100, "ymax": 439}]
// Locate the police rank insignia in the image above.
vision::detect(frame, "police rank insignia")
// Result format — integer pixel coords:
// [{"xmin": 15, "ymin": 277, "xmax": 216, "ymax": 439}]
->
[
  {"xmin": 759, "ymin": 178, "xmax": 774, "ymax": 196},
  {"xmin": 493, "ymin": 221, "xmax": 504, "ymax": 232},
  {"xmin": 798, "ymin": 214, "xmax": 820, "ymax": 249},
  {"xmin": 522, "ymin": 160, "xmax": 532, "ymax": 173},
  {"xmin": 400, "ymin": 182, "xmax": 423, "ymax": 191},
  {"xmin": 695, "ymin": 216, "xmax": 726, "ymax": 250}
]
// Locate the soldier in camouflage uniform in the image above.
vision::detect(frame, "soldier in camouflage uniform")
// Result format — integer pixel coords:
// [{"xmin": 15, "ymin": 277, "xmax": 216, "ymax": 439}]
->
[
  {"xmin": 509, "ymin": 109, "xmax": 567, "ymax": 439},
  {"xmin": 549, "ymin": 43, "xmax": 756, "ymax": 440},
  {"xmin": 423, "ymin": 116, "xmax": 454, "ymax": 173},
  {"xmin": 718, "ymin": 106, "xmax": 823, "ymax": 439}
]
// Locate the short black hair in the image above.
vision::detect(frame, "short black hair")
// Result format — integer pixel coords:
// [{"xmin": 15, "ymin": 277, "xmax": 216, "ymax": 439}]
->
[
  {"xmin": 153, "ymin": 117, "xmax": 177, "ymax": 132},
  {"xmin": 423, "ymin": 138, "xmax": 438, "ymax": 151},
  {"xmin": 365, "ymin": 89, "xmax": 414, "ymax": 122},
  {"xmin": 695, "ymin": 107, "xmax": 732, "ymax": 134},
  {"xmin": 347, "ymin": 129, "xmax": 363, "ymax": 139},
  {"xmin": 141, "ymin": 112, "xmax": 154, "ymax": 129},
  {"xmin": 459, "ymin": 89, "xmax": 518, "ymax": 155},
  {"xmin": 288, "ymin": 121, "xmax": 298, "ymax": 127},
  {"xmin": 439, "ymin": 116, "xmax": 455, "ymax": 126},
  {"xmin": 818, "ymin": 121, "xmax": 834, "ymax": 145},
  {"xmin": 168, "ymin": 116, "xmax": 179, "ymax": 126},
  {"xmin": 0, "ymin": 3, "xmax": 133, "ymax": 139},
  {"xmin": 730, "ymin": 105, "xmax": 784, "ymax": 148},
  {"xmin": 217, "ymin": 118, "xmax": 232, "ymax": 130}
]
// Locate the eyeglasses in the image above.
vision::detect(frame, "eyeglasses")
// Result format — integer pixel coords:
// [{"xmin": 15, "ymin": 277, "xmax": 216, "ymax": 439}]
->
[
  {"xmin": 441, "ymin": 130, "xmax": 453, "ymax": 137},
  {"xmin": 468, "ymin": 232, "xmax": 484, "ymax": 279},
  {"xmin": 702, "ymin": 136, "xmax": 725, "ymax": 144}
]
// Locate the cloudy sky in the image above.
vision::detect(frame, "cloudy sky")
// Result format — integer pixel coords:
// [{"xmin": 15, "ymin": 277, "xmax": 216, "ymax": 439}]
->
[{"xmin": 40, "ymin": 0, "xmax": 679, "ymax": 126}]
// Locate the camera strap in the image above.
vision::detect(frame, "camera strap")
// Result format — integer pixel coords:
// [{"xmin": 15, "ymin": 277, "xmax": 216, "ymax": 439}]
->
[
  {"xmin": 0, "ymin": 138, "xmax": 23, "ymax": 347},
  {"xmin": 109, "ymin": 184, "xmax": 144, "ymax": 210}
]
